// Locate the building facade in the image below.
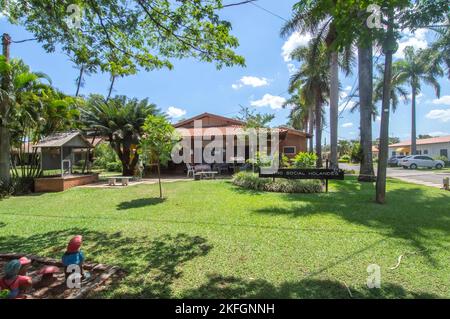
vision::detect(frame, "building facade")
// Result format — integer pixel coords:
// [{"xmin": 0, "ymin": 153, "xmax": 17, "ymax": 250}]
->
[{"xmin": 388, "ymin": 136, "xmax": 450, "ymax": 158}]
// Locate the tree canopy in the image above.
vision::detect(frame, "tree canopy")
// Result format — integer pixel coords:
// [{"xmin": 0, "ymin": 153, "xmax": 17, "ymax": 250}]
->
[{"xmin": 2, "ymin": 0, "xmax": 246, "ymax": 75}]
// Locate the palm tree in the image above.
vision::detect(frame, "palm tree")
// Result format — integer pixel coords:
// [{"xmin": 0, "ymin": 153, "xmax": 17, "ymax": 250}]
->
[
  {"xmin": 393, "ymin": 46, "xmax": 443, "ymax": 155},
  {"xmin": 283, "ymin": 89, "xmax": 310, "ymax": 132},
  {"xmin": 372, "ymin": 63, "xmax": 409, "ymax": 115},
  {"xmin": 289, "ymin": 41, "xmax": 330, "ymax": 167},
  {"xmin": 282, "ymin": 0, "xmax": 354, "ymax": 168},
  {"xmin": 81, "ymin": 95, "xmax": 160, "ymax": 176}
]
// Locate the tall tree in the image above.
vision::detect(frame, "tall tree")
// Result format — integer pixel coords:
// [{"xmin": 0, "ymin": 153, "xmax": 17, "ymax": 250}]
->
[
  {"xmin": 289, "ymin": 41, "xmax": 330, "ymax": 167},
  {"xmin": 282, "ymin": 0, "xmax": 354, "ymax": 168},
  {"xmin": 0, "ymin": 34, "xmax": 12, "ymax": 185},
  {"xmin": 0, "ymin": 0, "xmax": 246, "ymax": 181},
  {"xmin": 394, "ymin": 46, "xmax": 442, "ymax": 154},
  {"xmin": 235, "ymin": 105, "xmax": 275, "ymax": 129}
]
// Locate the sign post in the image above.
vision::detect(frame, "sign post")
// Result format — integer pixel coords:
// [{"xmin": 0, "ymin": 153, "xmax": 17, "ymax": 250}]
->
[{"xmin": 259, "ymin": 163, "xmax": 345, "ymax": 193}]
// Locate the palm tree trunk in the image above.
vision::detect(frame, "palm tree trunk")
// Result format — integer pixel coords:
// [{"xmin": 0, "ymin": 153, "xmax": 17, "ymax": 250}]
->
[
  {"xmin": 0, "ymin": 33, "xmax": 12, "ymax": 186},
  {"xmin": 376, "ymin": 12, "xmax": 395, "ymax": 204},
  {"xmin": 308, "ymin": 107, "xmax": 314, "ymax": 152},
  {"xmin": 411, "ymin": 85, "xmax": 417, "ymax": 155},
  {"xmin": 75, "ymin": 65, "xmax": 84, "ymax": 97},
  {"xmin": 330, "ymin": 51, "xmax": 339, "ymax": 168},
  {"xmin": 315, "ymin": 91, "xmax": 323, "ymax": 168},
  {"xmin": 358, "ymin": 44, "xmax": 375, "ymax": 182}
]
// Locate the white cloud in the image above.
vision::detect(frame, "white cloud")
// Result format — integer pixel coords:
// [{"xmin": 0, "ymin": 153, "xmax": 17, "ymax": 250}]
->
[
  {"xmin": 342, "ymin": 122, "xmax": 353, "ymax": 128},
  {"xmin": 425, "ymin": 109, "xmax": 450, "ymax": 122},
  {"xmin": 394, "ymin": 28, "xmax": 428, "ymax": 59},
  {"xmin": 232, "ymin": 76, "xmax": 270, "ymax": 90},
  {"xmin": 287, "ymin": 63, "xmax": 297, "ymax": 75},
  {"xmin": 432, "ymin": 95, "xmax": 450, "ymax": 106},
  {"xmin": 166, "ymin": 106, "xmax": 186, "ymax": 118},
  {"xmin": 376, "ymin": 116, "xmax": 381, "ymax": 122},
  {"xmin": 251, "ymin": 94, "xmax": 286, "ymax": 110},
  {"xmin": 281, "ymin": 32, "xmax": 312, "ymax": 62}
]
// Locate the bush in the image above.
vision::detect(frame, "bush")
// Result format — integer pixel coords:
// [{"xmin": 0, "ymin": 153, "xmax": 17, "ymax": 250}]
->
[
  {"xmin": 292, "ymin": 152, "xmax": 317, "ymax": 168},
  {"xmin": 93, "ymin": 143, "xmax": 120, "ymax": 169},
  {"xmin": 350, "ymin": 142, "xmax": 363, "ymax": 163},
  {"xmin": 232, "ymin": 172, "xmax": 323, "ymax": 193},
  {"xmin": 106, "ymin": 161, "xmax": 122, "ymax": 172},
  {"xmin": 338, "ymin": 154, "xmax": 351, "ymax": 163}
]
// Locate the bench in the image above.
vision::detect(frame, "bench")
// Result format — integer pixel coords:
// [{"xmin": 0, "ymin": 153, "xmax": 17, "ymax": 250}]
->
[
  {"xmin": 108, "ymin": 176, "xmax": 131, "ymax": 186},
  {"xmin": 194, "ymin": 171, "xmax": 218, "ymax": 180}
]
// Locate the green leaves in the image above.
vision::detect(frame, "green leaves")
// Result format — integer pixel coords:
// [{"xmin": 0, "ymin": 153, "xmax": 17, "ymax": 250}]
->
[
  {"xmin": 140, "ymin": 114, "xmax": 178, "ymax": 166},
  {"xmin": 5, "ymin": 0, "xmax": 245, "ymax": 76}
]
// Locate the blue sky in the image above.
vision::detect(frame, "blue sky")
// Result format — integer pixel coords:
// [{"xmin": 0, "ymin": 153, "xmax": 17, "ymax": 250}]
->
[{"xmin": 1, "ymin": 0, "xmax": 449, "ymax": 143}]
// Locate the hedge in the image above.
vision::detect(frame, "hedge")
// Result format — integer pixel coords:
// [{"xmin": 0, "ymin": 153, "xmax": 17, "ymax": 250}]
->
[{"xmin": 232, "ymin": 172, "xmax": 323, "ymax": 194}]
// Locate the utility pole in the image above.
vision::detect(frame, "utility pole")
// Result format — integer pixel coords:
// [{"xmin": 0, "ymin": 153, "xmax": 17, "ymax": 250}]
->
[{"xmin": 0, "ymin": 33, "xmax": 12, "ymax": 186}]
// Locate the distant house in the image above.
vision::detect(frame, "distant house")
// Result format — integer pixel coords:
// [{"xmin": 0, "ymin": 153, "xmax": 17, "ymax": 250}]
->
[
  {"xmin": 165, "ymin": 112, "xmax": 311, "ymax": 172},
  {"xmin": 388, "ymin": 136, "xmax": 450, "ymax": 158}
]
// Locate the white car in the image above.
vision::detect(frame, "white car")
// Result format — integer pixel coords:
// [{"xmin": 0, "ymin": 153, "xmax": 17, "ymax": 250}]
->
[{"xmin": 398, "ymin": 155, "xmax": 445, "ymax": 169}]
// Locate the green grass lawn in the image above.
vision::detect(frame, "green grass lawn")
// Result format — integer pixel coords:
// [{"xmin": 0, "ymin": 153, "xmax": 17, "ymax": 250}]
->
[{"xmin": 0, "ymin": 178, "xmax": 449, "ymax": 298}]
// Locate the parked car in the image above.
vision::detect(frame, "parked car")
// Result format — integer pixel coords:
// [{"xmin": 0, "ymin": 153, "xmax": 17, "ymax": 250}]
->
[
  {"xmin": 388, "ymin": 155, "xmax": 406, "ymax": 166},
  {"xmin": 398, "ymin": 155, "xmax": 445, "ymax": 169}
]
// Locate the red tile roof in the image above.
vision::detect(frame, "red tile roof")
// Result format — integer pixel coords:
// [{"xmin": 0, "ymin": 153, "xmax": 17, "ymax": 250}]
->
[{"xmin": 389, "ymin": 136, "xmax": 450, "ymax": 148}]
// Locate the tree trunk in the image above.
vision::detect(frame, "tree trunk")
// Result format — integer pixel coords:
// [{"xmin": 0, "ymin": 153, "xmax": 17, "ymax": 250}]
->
[
  {"xmin": 106, "ymin": 75, "xmax": 116, "ymax": 101},
  {"xmin": 330, "ymin": 51, "xmax": 339, "ymax": 169},
  {"xmin": 376, "ymin": 12, "xmax": 395, "ymax": 204},
  {"xmin": 75, "ymin": 65, "xmax": 84, "ymax": 97},
  {"xmin": 308, "ymin": 107, "xmax": 314, "ymax": 153},
  {"xmin": 411, "ymin": 85, "xmax": 417, "ymax": 155},
  {"xmin": 358, "ymin": 44, "xmax": 375, "ymax": 182},
  {"xmin": 157, "ymin": 162, "xmax": 162, "ymax": 198},
  {"xmin": 315, "ymin": 91, "xmax": 323, "ymax": 168},
  {"xmin": 0, "ymin": 33, "xmax": 11, "ymax": 186}
]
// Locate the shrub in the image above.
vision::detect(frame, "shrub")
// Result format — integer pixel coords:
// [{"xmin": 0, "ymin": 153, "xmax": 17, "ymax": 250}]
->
[
  {"xmin": 350, "ymin": 142, "xmax": 363, "ymax": 163},
  {"xmin": 232, "ymin": 172, "xmax": 322, "ymax": 193},
  {"xmin": 106, "ymin": 161, "xmax": 122, "ymax": 172},
  {"xmin": 292, "ymin": 152, "xmax": 317, "ymax": 168},
  {"xmin": 338, "ymin": 154, "xmax": 351, "ymax": 163},
  {"xmin": 93, "ymin": 143, "xmax": 120, "ymax": 169}
]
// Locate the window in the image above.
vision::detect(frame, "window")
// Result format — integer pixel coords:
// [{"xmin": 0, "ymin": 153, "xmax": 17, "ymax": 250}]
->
[
  {"xmin": 423, "ymin": 150, "xmax": 428, "ymax": 155},
  {"xmin": 392, "ymin": 151, "xmax": 397, "ymax": 156},
  {"xmin": 416, "ymin": 150, "xmax": 422, "ymax": 155},
  {"xmin": 423, "ymin": 156, "xmax": 433, "ymax": 161},
  {"xmin": 440, "ymin": 149, "xmax": 448, "ymax": 158},
  {"xmin": 283, "ymin": 146, "xmax": 296, "ymax": 155}
]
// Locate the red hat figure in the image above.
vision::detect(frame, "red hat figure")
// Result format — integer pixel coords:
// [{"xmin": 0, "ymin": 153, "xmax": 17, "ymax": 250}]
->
[
  {"xmin": 67, "ymin": 235, "xmax": 82, "ymax": 253},
  {"xmin": 62, "ymin": 235, "xmax": 91, "ymax": 283},
  {"xmin": 18, "ymin": 257, "xmax": 32, "ymax": 276}
]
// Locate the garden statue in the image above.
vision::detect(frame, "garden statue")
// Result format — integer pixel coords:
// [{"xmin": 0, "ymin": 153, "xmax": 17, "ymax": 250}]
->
[
  {"xmin": 18, "ymin": 256, "xmax": 32, "ymax": 275},
  {"xmin": 0, "ymin": 259, "xmax": 32, "ymax": 299},
  {"xmin": 62, "ymin": 235, "xmax": 91, "ymax": 282}
]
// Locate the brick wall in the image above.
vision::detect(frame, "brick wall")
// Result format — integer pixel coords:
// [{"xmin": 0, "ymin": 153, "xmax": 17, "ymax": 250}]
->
[{"xmin": 34, "ymin": 174, "xmax": 99, "ymax": 192}]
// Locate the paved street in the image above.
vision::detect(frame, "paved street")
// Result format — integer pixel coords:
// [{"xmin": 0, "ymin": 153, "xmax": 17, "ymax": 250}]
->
[{"xmin": 340, "ymin": 163, "xmax": 450, "ymax": 188}]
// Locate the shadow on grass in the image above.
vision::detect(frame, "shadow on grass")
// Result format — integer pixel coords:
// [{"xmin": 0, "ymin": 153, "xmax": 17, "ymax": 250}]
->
[
  {"xmin": 0, "ymin": 222, "xmax": 6, "ymax": 228},
  {"xmin": 0, "ymin": 228, "xmax": 212, "ymax": 298},
  {"xmin": 182, "ymin": 274, "xmax": 439, "ymax": 299},
  {"xmin": 250, "ymin": 178, "xmax": 450, "ymax": 265},
  {"xmin": 117, "ymin": 197, "xmax": 166, "ymax": 210}
]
